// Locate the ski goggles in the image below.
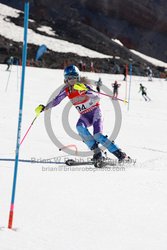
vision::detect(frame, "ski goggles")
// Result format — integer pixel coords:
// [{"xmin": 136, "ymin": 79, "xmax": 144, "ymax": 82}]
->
[{"xmin": 65, "ymin": 75, "xmax": 78, "ymax": 80}]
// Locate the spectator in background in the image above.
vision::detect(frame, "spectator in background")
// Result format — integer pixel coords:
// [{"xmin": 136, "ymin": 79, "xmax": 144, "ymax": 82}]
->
[
  {"xmin": 147, "ymin": 66, "xmax": 153, "ymax": 81},
  {"xmin": 112, "ymin": 80, "xmax": 121, "ymax": 98},
  {"xmin": 13, "ymin": 57, "xmax": 19, "ymax": 66},
  {"xmin": 82, "ymin": 62, "xmax": 86, "ymax": 71},
  {"xmin": 165, "ymin": 68, "xmax": 167, "ymax": 81},
  {"xmin": 113, "ymin": 63, "xmax": 120, "ymax": 74},
  {"xmin": 123, "ymin": 65, "xmax": 127, "ymax": 81},
  {"xmin": 78, "ymin": 60, "xmax": 83, "ymax": 71},
  {"xmin": 95, "ymin": 77, "xmax": 102, "ymax": 92},
  {"xmin": 90, "ymin": 61, "xmax": 94, "ymax": 72},
  {"xmin": 6, "ymin": 56, "xmax": 14, "ymax": 71}
]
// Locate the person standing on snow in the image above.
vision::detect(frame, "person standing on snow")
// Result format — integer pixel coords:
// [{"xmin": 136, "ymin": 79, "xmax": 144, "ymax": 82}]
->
[
  {"xmin": 112, "ymin": 80, "xmax": 121, "ymax": 98},
  {"xmin": 36, "ymin": 65, "xmax": 130, "ymax": 165},
  {"xmin": 95, "ymin": 77, "xmax": 102, "ymax": 93},
  {"xmin": 123, "ymin": 66, "xmax": 127, "ymax": 81},
  {"xmin": 6, "ymin": 56, "xmax": 14, "ymax": 71},
  {"xmin": 139, "ymin": 83, "xmax": 151, "ymax": 101},
  {"xmin": 147, "ymin": 66, "xmax": 153, "ymax": 81}
]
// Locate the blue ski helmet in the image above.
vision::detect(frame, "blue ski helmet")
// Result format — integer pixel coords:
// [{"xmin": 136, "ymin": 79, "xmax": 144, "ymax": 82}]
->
[{"xmin": 64, "ymin": 65, "xmax": 80, "ymax": 81}]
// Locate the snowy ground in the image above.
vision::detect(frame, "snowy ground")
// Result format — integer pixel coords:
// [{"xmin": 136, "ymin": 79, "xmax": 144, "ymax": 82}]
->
[{"xmin": 0, "ymin": 64, "xmax": 167, "ymax": 250}]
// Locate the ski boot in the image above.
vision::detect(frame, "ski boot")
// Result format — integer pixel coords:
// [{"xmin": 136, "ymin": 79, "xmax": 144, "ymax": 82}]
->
[
  {"xmin": 112, "ymin": 149, "xmax": 131, "ymax": 163},
  {"xmin": 91, "ymin": 145, "xmax": 105, "ymax": 168}
]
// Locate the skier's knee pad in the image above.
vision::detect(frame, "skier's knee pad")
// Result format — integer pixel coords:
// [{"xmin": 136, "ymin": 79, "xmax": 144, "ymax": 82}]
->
[{"xmin": 94, "ymin": 133, "xmax": 119, "ymax": 153}]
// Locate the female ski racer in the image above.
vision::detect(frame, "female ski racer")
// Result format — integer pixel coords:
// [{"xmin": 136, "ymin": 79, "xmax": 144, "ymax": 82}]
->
[{"xmin": 36, "ymin": 65, "xmax": 129, "ymax": 165}]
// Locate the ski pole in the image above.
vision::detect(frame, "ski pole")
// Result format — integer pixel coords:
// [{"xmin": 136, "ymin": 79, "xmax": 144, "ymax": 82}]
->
[
  {"xmin": 20, "ymin": 104, "xmax": 45, "ymax": 146},
  {"xmin": 92, "ymin": 90, "xmax": 128, "ymax": 103},
  {"xmin": 73, "ymin": 84, "xmax": 128, "ymax": 103},
  {"xmin": 19, "ymin": 116, "xmax": 37, "ymax": 146}
]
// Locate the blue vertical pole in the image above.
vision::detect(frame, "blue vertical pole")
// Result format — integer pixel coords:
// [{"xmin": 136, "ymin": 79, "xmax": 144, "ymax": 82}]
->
[
  {"xmin": 8, "ymin": 1, "xmax": 29, "ymax": 229},
  {"xmin": 124, "ymin": 64, "xmax": 128, "ymax": 102},
  {"xmin": 127, "ymin": 64, "xmax": 132, "ymax": 111}
]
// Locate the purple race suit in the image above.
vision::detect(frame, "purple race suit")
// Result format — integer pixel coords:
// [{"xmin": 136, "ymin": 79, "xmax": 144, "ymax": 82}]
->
[{"xmin": 45, "ymin": 84, "xmax": 118, "ymax": 152}]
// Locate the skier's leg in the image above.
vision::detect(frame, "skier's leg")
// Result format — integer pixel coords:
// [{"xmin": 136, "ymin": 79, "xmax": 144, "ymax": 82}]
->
[
  {"xmin": 142, "ymin": 93, "xmax": 147, "ymax": 101},
  {"xmin": 146, "ymin": 95, "xmax": 151, "ymax": 101},
  {"xmin": 113, "ymin": 90, "xmax": 116, "ymax": 98},
  {"xmin": 94, "ymin": 132, "xmax": 128, "ymax": 161},
  {"xmin": 6, "ymin": 64, "xmax": 9, "ymax": 71},
  {"xmin": 94, "ymin": 132, "xmax": 118, "ymax": 152},
  {"xmin": 92, "ymin": 108, "xmax": 128, "ymax": 161},
  {"xmin": 76, "ymin": 121, "xmax": 102, "ymax": 160},
  {"xmin": 97, "ymin": 86, "xmax": 100, "ymax": 93},
  {"xmin": 76, "ymin": 119, "xmax": 96, "ymax": 150},
  {"xmin": 93, "ymin": 108, "xmax": 118, "ymax": 153},
  {"xmin": 144, "ymin": 94, "xmax": 148, "ymax": 101}
]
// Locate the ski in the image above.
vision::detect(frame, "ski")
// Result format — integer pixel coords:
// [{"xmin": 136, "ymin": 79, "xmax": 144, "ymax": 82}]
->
[
  {"xmin": 65, "ymin": 157, "xmax": 135, "ymax": 168},
  {"xmin": 65, "ymin": 158, "xmax": 117, "ymax": 168}
]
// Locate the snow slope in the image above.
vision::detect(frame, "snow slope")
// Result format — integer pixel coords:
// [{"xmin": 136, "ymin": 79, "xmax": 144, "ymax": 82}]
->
[
  {"xmin": 0, "ymin": 64, "xmax": 167, "ymax": 250},
  {"xmin": 0, "ymin": 3, "xmax": 112, "ymax": 59},
  {"xmin": 1, "ymin": 3, "xmax": 167, "ymax": 67}
]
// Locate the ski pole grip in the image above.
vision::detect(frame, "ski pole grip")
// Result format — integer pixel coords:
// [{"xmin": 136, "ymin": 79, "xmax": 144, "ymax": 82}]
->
[{"xmin": 35, "ymin": 104, "xmax": 45, "ymax": 116}]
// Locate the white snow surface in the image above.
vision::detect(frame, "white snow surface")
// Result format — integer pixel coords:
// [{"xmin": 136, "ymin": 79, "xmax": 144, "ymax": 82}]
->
[
  {"xmin": 1, "ymin": 3, "xmax": 167, "ymax": 66},
  {"xmin": 37, "ymin": 25, "xmax": 57, "ymax": 36},
  {"xmin": 0, "ymin": 64, "xmax": 167, "ymax": 250},
  {"xmin": 130, "ymin": 49, "xmax": 167, "ymax": 68},
  {"xmin": 112, "ymin": 39, "xmax": 124, "ymax": 47}
]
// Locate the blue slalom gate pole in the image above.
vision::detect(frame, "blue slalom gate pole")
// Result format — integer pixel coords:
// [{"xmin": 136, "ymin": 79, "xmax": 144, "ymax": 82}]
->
[
  {"xmin": 8, "ymin": 1, "xmax": 29, "ymax": 229},
  {"xmin": 127, "ymin": 64, "xmax": 132, "ymax": 111}
]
